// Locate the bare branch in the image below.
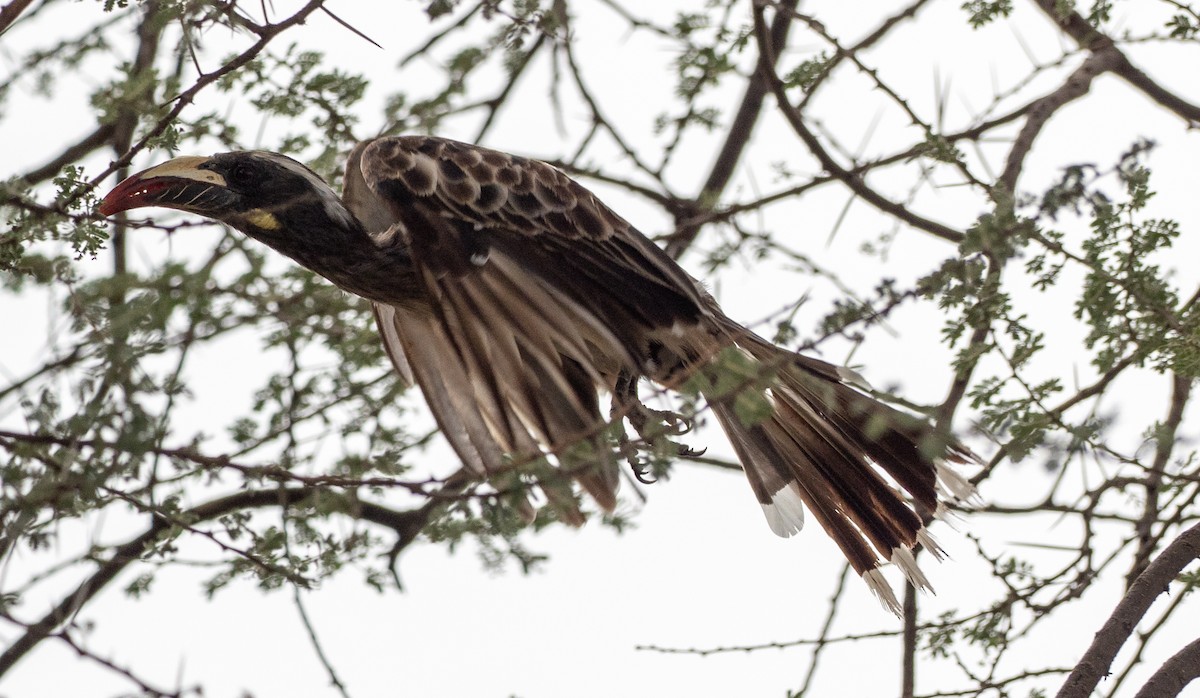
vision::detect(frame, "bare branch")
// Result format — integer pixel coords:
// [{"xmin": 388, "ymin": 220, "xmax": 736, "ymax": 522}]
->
[
  {"xmin": 999, "ymin": 47, "xmax": 1120, "ymax": 194},
  {"xmin": 902, "ymin": 579, "xmax": 917, "ymax": 698},
  {"xmin": 1031, "ymin": 0, "xmax": 1200, "ymax": 125},
  {"xmin": 1056, "ymin": 521, "xmax": 1200, "ymax": 698},
  {"xmin": 17, "ymin": 124, "xmax": 117, "ymax": 186},
  {"xmin": 749, "ymin": 1, "xmax": 965, "ymax": 244},
  {"xmin": 664, "ymin": 0, "xmax": 799, "ymax": 258},
  {"xmin": 792, "ymin": 564, "xmax": 851, "ymax": 697},
  {"xmin": 1133, "ymin": 636, "xmax": 1200, "ymax": 698},
  {"xmin": 1128, "ymin": 374, "xmax": 1192, "ymax": 588}
]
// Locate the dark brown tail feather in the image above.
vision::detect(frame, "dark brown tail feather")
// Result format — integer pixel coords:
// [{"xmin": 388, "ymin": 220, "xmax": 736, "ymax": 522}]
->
[{"xmin": 705, "ymin": 330, "xmax": 976, "ymax": 613}]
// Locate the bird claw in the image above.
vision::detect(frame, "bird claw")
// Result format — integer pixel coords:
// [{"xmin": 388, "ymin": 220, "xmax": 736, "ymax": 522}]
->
[
  {"xmin": 627, "ymin": 402, "xmax": 693, "ymax": 439},
  {"xmin": 610, "ymin": 371, "xmax": 704, "ymax": 482},
  {"xmin": 630, "ymin": 460, "xmax": 658, "ymax": 484},
  {"xmin": 658, "ymin": 411, "xmax": 694, "ymax": 436},
  {"xmin": 616, "ymin": 434, "xmax": 657, "ymax": 483}
]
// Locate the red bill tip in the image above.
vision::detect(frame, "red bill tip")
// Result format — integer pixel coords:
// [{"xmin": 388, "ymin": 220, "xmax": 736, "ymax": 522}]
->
[{"xmin": 98, "ymin": 175, "xmax": 171, "ymax": 217}]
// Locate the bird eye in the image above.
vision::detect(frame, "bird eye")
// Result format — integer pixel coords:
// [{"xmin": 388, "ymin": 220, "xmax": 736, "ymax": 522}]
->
[{"xmin": 227, "ymin": 162, "xmax": 256, "ymax": 187}]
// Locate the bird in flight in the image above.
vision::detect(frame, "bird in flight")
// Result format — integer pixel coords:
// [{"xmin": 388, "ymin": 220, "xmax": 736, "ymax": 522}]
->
[{"xmin": 99, "ymin": 135, "xmax": 976, "ymax": 612}]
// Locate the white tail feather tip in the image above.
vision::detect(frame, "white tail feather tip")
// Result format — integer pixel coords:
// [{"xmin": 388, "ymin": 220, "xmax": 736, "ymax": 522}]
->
[
  {"xmin": 863, "ymin": 569, "xmax": 902, "ymax": 617},
  {"xmin": 891, "ymin": 546, "xmax": 934, "ymax": 593},
  {"xmin": 936, "ymin": 462, "xmax": 979, "ymax": 504},
  {"xmin": 916, "ymin": 529, "xmax": 947, "ymax": 561},
  {"xmin": 761, "ymin": 485, "xmax": 805, "ymax": 537}
]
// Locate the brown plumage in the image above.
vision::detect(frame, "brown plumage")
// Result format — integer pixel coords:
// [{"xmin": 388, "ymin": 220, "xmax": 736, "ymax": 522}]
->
[{"xmin": 99, "ymin": 135, "xmax": 977, "ymax": 612}]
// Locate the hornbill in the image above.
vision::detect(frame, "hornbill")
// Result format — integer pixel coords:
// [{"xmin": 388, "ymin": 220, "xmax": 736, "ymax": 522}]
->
[{"xmin": 99, "ymin": 136, "xmax": 976, "ymax": 611}]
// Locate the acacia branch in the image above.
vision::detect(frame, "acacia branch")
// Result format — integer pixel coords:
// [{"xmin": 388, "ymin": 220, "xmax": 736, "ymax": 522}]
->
[
  {"xmin": 554, "ymin": 4, "xmax": 669, "ymax": 192},
  {"xmin": 473, "ymin": 28, "xmax": 548, "ymax": 143},
  {"xmin": 53, "ymin": 628, "xmax": 192, "ymax": 698},
  {"xmin": 796, "ymin": 0, "xmax": 932, "ymax": 110},
  {"xmin": 1108, "ymin": 573, "xmax": 1199, "ymax": 696},
  {"xmin": 1127, "ymin": 374, "xmax": 1192, "ymax": 587},
  {"xmin": 88, "ymin": 0, "xmax": 329, "ymax": 190},
  {"xmin": 932, "ymin": 21, "xmax": 1152, "ymax": 439},
  {"xmin": 0, "ymin": 487, "xmax": 431, "ymax": 677},
  {"xmin": 793, "ymin": 564, "xmax": 851, "ymax": 697},
  {"xmin": 1055, "ymin": 521, "xmax": 1200, "ymax": 698},
  {"xmin": 664, "ymin": 0, "xmax": 799, "ymax": 257},
  {"xmin": 999, "ymin": 46, "xmax": 1119, "ymax": 194},
  {"xmin": 902, "ymin": 579, "xmax": 918, "ymax": 698},
  {"xmin": 18, "ymin": 124, "xmax": 118, "ymax": 186},
  {"xmin": 749, "ymin": 1, "xmax": 964, "ymax": 244},
  {"xmin": 1031, "ymin": 0, "xmax": 1200, "ymax": 125},
  {"xmin": 681, "ymin": 100, "xmax": 1028, "ymax": 232},
  {"xmin": 1133, "ymin": 636, "xmax": 1200, "ymax": 698}
]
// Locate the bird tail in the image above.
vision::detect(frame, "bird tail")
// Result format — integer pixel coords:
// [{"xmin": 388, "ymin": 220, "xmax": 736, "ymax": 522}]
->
[{"xmin": 699, "ymin": 327, "xmax": 976, "ymax": 613}]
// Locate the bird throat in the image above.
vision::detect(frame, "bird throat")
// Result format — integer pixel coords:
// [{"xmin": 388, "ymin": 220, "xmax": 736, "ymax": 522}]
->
[
  {"xmin": 253, "ymin": 204, "xmax": 421, "ymax": 307},
  {"xmin": 242, "ymin": 208, "xmax": 282, "ymax": 231}
]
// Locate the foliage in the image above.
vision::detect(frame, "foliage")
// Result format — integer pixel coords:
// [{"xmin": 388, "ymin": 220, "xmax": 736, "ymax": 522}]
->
[{"xmin": 1, "ymin": 1, "xmax": 1198, "ymax": 697}]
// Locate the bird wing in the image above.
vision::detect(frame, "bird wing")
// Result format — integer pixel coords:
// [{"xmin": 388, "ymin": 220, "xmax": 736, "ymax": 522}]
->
[
  {"xmin": 356, "ymin": 135, "xmax": 707, "ymax": 337},
  {"xmin": 345, "ymin": 135, "xmax": 709, "ymax": 521}
]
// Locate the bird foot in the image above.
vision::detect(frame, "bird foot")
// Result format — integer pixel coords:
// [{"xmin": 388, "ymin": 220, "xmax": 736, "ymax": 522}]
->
[
  {"xmin": 626, "ymin": 401, "xmax": 703, "ymax": 458},
  {"xmin": 629, "ymin": 403, "xmax": 694, "ymax": 437},
  {"xmin": 609, "ymin": 372, "xmax": 705, "ymax": 483}
]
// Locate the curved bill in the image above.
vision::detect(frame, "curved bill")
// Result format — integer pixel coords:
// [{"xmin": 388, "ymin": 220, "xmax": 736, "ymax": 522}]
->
[{"xmin": 98, "ymin": 156, "xmax": 236, "ymax": 217}]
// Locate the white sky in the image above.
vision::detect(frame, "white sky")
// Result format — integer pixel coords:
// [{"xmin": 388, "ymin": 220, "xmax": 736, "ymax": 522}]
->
[{"xmin": 2, "ymin": 1, "xmax": 1200, "ymax": 697}]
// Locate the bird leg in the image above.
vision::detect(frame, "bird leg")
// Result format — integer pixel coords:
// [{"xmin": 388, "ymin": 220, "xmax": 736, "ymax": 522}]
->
[
  {"xmin": 610, "ymin": 369, "xmax": 706, "ymax": 484},
  {"xmin": 609, "ymin": 369, "xmax": 651, "ymax": 482}
]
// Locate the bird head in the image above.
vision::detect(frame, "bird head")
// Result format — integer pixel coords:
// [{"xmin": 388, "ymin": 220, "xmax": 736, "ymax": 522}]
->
[
  {"xmin": 97, "ymin": 150, "xmax": 415, "ymax": 302},
  {"xmin": 99, "ymin": 151, "xmax": 357, "ymax": 238}
]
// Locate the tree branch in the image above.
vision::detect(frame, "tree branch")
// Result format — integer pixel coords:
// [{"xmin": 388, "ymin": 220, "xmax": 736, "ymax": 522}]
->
[
  {"xmin": 749, "ymin": 1, "xmax": 964, "ymax": 244},
  {"xmin": 1055, "ymin": 521, "xmax": 1200, "ymax": 698},
  {"xmin": 664, "ymin": 0, "xmax": 798, "ymax": 258},
  {"xmin": 1127, "ymin": 374, "xmax": 1192, "ymax": 588},
  {"xmin": 902, "ymin": 579, "xmax": 918, "ymax": 698},
  {"xmin": 87, "ymin": 0, "xmax": 329, "ymax": 190},
  {"xmin": 1132, "ymin": 636, "xmax": 1200, "ymax": 698},
  {"xmin": 0, "ymin": 487, "xmax": 431, "ymax": 678},
  {"xmin": 17, "ymin": 124, "xmax": 118, "ymax": 186},
  {"xmin": 793, "ymin": 563, "xmax": 851, "ymax": 697},
  {"xmin": 1031, "ymin": 0, "xmax": 1200, "ymax": 126},
  {"xmin": 998, "ymin": 46, "xmax": 1119, "ymax": 194}
]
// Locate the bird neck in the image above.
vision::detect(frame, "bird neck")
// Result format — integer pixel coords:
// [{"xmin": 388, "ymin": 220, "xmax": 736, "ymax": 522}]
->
[{"xmin": 247, "ymin": 198, "xmax": 421, "ymax": 306}]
